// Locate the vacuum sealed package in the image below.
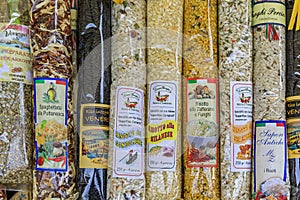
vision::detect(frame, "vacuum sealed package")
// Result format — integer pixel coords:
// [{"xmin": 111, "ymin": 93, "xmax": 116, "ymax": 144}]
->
[
  {"xmin": 286, "ymin": 0, "xmax": 300, "ymax": 199},
  {"xmin": 218, "ymin": 0, "xmax": 253, "ymax": 199},
  {"xmin": 77, "ymin": 0, "xmax": 111, "ymax": 199},
  {"xmin": 183, "ymin": 0, "xmax": 219, "ymax": 199},
  {"xmin": 146, "ymin": 0, "xmax": 183, "ymax": 199},
  {"xmin": 252, "ymin": 0, "xmax": 289, "ymax": 199},
  {"xmin": 30, "ymin": 0, "xmax": 78, "ymax": 198},
  {"xmin": 0, "ymin": 0, "xmax": 33, "ymax": 188},
  {"xmin": 107, "ymin": 0, "xmax": 146, "ymax": 199}
]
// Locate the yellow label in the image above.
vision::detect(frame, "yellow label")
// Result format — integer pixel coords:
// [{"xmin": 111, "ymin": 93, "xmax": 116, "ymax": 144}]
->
[
  {"xmin": 147, "ymin": 120, "xmax": 178, "ymax": 145},
  {"xmin": 252, "ymin": 2, "xmax": 286, "ymax": 26},
  {"xmin": 79, "ymin": 103, "xmax": 109, "ymax": 169},
  {"xmin": 287, "ymin": 96, "xmax": 300, "ymax": 159},
  {"xmin": 71, "ymin": 9, "xmax": 77, "ymax": 30}
]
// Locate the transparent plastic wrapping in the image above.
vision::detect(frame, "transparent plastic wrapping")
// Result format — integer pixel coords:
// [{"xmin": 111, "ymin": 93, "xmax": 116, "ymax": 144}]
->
[
  {"xmin": 286, "ymin": 0, "xmax": 300, "ymax": 199},
  {"xmin": 107, "ymin": 0, "xmax": 146, "ymax": 199},
  {"xmin": 252, "ymin": 0, "xmax": 289, "ymax": 199},
  {"xmin": 146, "ymin": 0, "xmax": 183, "ymax": 199},
  {"xmin": 30, "ymin": 0, "xmax": 78, "ymax": 198},
  {"xmin": 0, "ymin": 0, "xmax": 33, "ymax": 188},
  {"xmin": 218, "ymin": 1, "xmax": 252, "ymax": 199},
  {"xmin": 182, "ymin": 0, "xmax": 219, "ymax": 199},
  {"xmin": 77, "ymin": 0, "xmax": 111, "ymax": 199}
]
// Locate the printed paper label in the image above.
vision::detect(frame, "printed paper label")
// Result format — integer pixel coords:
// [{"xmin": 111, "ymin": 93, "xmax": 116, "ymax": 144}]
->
[
  {"xmin": 79, "ymin": 104, "xmax": 109, "ymax": 168},
  {"xmin": 252, "ymin": 2, "xmax": 286, "ymax": 27},
  {"xmin": 0, "ymin": 23, "xmax": 32, "ymax": 84},
  {"xmin": 230, "ymin": 82, "xmax": 252, "ymax": 172},
  {"xmin": 34, "ymin": 78, "xmax": 68, "ymax": 171},
  {"xmin": 186, "ymin": 78, "xmax": 218, "ymax": 168},
  {"xmin": 286, "ymin": 96, "xmax": 300, "ymax": 159},
  {"xmin": 113, "ymin": 86, "xmax": 144, "ymax": 178},
  {"xmin": 254, "ymin": 120, "xmax": 288, "ymax": 200},
  {"xmin": 147, "ymin": 81, "xmax": 178, "ymax": 171}
]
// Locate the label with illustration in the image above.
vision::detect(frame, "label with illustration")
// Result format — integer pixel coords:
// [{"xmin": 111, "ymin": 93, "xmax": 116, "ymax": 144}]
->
[
  {"xmin": 252, "ymin": 1, "xmax": 286, "ymax": 27},
  {"xmin": 34, "ymin": 78, "xmax": 68, "ymax": 171},
  {"xmin": 230, "ymin": 81, "xmax": 252, "ymax": 172},
  {"xmin": 0, "ymin": 23, "xmax": 32, "ymax": 84},
  {"xmin": 254, "ymin": 120, "xmax": 288, "ymax": 200},
  {"xmin": 286, "ymin": 96, "xmax": 300, "ymax": 159},
  {"xmin": 79, "ymin": 104, "xmax": 109, "ymax": 168},
  {"xmin": 147, "ymin": 81, "xmax": 178, "ymax": 171},
  {"xmin": 186, "ymin": 78, "xmax": 218, "ymax": 168},
  {"xmin": 113, "ymin": 86, "xmax": 144, "ymax": 178}
]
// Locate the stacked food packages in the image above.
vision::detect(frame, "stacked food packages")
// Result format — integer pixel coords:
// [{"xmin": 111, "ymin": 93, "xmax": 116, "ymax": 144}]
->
[{"xmin": 1, "ymin": 0, "xmax": 300, "ymax": 199}]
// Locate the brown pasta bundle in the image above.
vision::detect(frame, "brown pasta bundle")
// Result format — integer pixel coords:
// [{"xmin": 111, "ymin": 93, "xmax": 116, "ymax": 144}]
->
[
  {"xmin": 30, "ymin": 0, "xmax": 78, "ymax": 198},
  {"xmin": 183, "ymin": 0, "xmax": 219, "ymax": 199}
]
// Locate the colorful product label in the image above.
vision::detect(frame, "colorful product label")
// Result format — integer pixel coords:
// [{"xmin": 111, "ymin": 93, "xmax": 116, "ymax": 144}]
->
[
  {"xmin": 230, "ymin": 82, "xmax": 252, "ymax": 172},
  {"xmin": 147, "ymin": 81, "xmax": 178, "ymax": 171},
  {"xmin": 0, "ymin": 23, "xmax": 32, "ymax": 84},
  {"xmin": 252, "ymin": 1, "xmax": 286, "ymax": 27},
  {"xmin": 113, "ymin": 86, "xmax": 144, "ymax": 178},
  {"xmin": 254, "ymin": 120, "xmax": 288, "ymax": 200},
  {"xmin": 34, "ymin": 78, "xmax": 68, "ymax": 171},
  {"xmin": 286, "ymin": 96, "xmax": 300, "ymax": 159},
  {"xmin": 185, "ymin": 78, "xmax": 218, "ymax": 168},
  {"xmin": 79, "ymin": 104, "xmax": 109, "ymax": 168}
]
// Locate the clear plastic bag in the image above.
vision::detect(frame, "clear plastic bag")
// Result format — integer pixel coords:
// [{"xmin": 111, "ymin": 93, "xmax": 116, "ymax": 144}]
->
[
  {"xmin": 107, "ymin": 0, "xmax": 146, "ymax": 199},
  {"xmin": 77, "ymin": 0, "xmax": 111, "ymax": 199},
  {"xmin": 182, "ymin": 0, "xmax": 219, "ymax": 199},
  {"xmin": 146, "ymin": 0, "xmax": 183, "ymax": 199},
  {"xmin": 218, "ymin": 0, "xmax": 253, "ymax": 199},
  {"xmin": 30, "ymin": 0, "xmax": 78, "ymax": 198},
  {"xmin": 0, "ymin": 0, "xmax": 33, "ymax": 188},
  {"xmin": 252, "ymin": 0, "xmax": 289, "ymax": 199}
]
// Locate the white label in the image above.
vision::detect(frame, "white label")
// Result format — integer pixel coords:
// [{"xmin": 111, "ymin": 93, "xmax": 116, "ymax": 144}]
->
[
  {"xmin": 254, "ymin": 121, "xmax": 288, "ymax": 199},
  {"xmin": 113, "ymin": 86, "xmax": 144, "ymax": 179},
  {"xmin": 147, "ymin": 81, "xmax": 178, "ymax": 171},
  {"xmin": 230, "ymin": 81, "xmax": 252, "ymax": 172}
]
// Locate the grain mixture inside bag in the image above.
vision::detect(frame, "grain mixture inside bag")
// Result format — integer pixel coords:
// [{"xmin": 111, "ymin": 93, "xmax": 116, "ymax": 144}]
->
[
  {"xmin": 0, "ymin": 0, "xmax": 33, "ymax": 188},
  {"xmin": 252, "ymin": 0, "xmax": 289, "ymax": 199},
  {"xmin": 77, "ymin": 0, "xmax": 111, "ymax": 199},
  {"xmin": 146, "ymin": 0, "xmax": 183, "ymax": 199},
  {"xmin": 183, "ymin": 0, "xmax": 219, "ymax": 199},
  {"xmin": 30, "ymin": 0, "xmax": 78, "ymax": 198},
  {"xmin": 107, "ymin": 0, "xmax": 147, "ymax": 199},
  {"xmin": 218, "ymin": 1, "xmax": 253, "ymax": 199}
]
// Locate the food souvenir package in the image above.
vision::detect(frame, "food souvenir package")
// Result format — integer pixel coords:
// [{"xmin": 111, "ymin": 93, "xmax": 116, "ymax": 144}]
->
[
  {"xmin": 183, "ymin": 0, "xmax": 219, "ymax": 199},
  {"xmin": 107, "ymin": 0, "xmax": 147, "ymax": 199}
]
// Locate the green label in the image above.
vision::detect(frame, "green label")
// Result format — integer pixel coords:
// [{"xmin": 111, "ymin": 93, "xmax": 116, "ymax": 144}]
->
[
  {"xmin": 79, "ymin": 104, "xmax": 109, "ymax": 169},
  {"xmin": 252, "ymin": 2, "xmax": 286, "ymax": 27},
  {"xmin": 34, "ymin": 78, "xmax": 68, "ymax": 171}
]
